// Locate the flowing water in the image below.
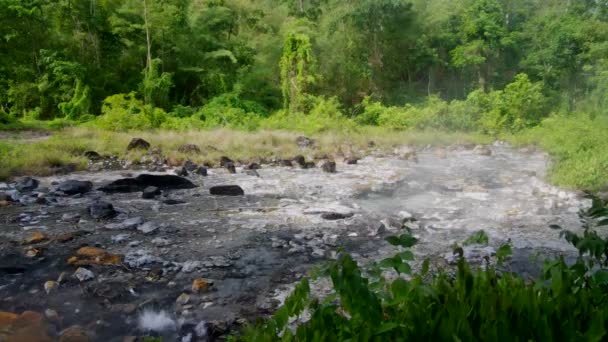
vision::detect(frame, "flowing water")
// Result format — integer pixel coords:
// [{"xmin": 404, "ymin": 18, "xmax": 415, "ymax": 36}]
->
[{"xmin": 0, "ymin": 144, "xmax": 589, "ymax": 340}]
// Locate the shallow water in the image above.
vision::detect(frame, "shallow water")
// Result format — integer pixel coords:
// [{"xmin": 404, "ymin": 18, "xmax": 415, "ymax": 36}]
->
[{"xmin": 0, "ymin": 144, "xmax": 589, "ymax": 340}]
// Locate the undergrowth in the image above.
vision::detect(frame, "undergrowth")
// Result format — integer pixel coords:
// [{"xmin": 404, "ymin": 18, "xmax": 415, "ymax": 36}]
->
[{"xmin": 237, "ymin": 196, "xmax": 608, "ymax": 341}]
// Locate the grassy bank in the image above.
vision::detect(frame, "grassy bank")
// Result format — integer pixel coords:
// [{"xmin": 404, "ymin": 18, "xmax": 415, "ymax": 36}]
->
[
  {"xmin": 507, "ymin": 114, "xmax": 608, "ymax": 192},
  {"xmin": 0, "ymin": 127, "xmax": 491, "ymax": 181}
]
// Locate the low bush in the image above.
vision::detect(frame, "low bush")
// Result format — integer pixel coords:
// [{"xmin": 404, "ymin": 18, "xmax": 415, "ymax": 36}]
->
[
  {"xmin": 239, "ymin": 198, "xmax": 608, "ymax": 341},
  {"xmin": 94, "ymin": 93, "xmax": 168, "ymax": 131}
]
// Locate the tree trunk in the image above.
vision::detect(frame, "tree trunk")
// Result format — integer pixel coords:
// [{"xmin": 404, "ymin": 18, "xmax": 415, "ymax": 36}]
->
[{"xmin": 143, "ymin": 0, "xmax": 152, "ymax": 72}]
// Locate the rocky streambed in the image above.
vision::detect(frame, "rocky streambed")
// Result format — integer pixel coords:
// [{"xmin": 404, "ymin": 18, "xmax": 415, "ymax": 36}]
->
[{"xmin": 0, "ymin": 143, "xmax": 589, "ymax": 341}]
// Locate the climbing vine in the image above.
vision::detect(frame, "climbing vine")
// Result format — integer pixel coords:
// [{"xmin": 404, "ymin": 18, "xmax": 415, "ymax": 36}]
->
[{"xmin": 280, "ymin": 32, "xmax": 316, "ymax": 111}]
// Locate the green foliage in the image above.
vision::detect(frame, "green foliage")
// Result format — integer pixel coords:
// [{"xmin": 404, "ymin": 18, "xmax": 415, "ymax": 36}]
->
[
  {"xmin": 239, "ymin": 200, "xmax": 608, "ymax": 341},
  {"xmin": 280, "ymin": 32, "xmax": 316, "ymax": 111},
  {"xmin": 95, "ymin": 93, "xmax": 167, "ymax": 131},
  {"xmin": 479, "ymin": 73, "xmax": 548, "ymax": 133},
  {"xmin": 141, "ymin": 59, "xmax": 173, "ymax": 110},
  {"xmin": 58, "ymin": 80, "xmax": 91, "ymax": 120},
  {"xmin": 463, "ymin": 230, "xmax": 490, "ymax": 246},
  {"xmin": 510, "ymin": 114, "xmax": 608, "ymax": 191}
]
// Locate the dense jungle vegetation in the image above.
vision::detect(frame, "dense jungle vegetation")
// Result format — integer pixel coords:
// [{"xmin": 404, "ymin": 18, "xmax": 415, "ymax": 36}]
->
[{"xmin": 1, "ymin": 0, "xmax": 608, "ymax": 189}]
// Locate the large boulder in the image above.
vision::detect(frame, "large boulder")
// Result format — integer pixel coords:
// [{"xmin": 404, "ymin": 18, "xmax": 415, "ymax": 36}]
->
[
  {"xmin": 224, "ymin": 162, "xmax": 236, "ymax": 174},
  {"xmin": 56, "ymin": 180, "xmax": 93, "ymax": 195},
  {"xmin": 195, "ymin": 166, "xmax": 208, "ymax": 176},
  {"xmin": 15, "ymin": 177, "xmax": 39, "ymax": 192},
  {"xmin": 83, "ymin": 151, "xmax": 102, "ymax": 161},
  {"xmin": 126, "ymin": 138, "xmax": 150, "ymax": 151},
  {"xmin": 88, "ymin": 201, "xmax": 117, "ymax": 219},
  {"xmin": 99, "ymin": 174, "xmax": 196, "ymax": 193},
  {"xmin": 210, "ymin": 185, "xmax": 244, "ymax": 196}
]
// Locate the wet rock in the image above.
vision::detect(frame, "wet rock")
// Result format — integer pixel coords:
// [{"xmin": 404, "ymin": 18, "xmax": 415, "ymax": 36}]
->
[
  {"xmin": 124, "ymin": 249, "xmax": 163, "ymax": 268},
  {"xmin": 138, "ymin": 221, "xmax": 160, "ymax": 234},
  {"xmin": 296, "ymin": 136, "xmax": 316, "ymax": 149},
  {"xmin": 163, "ymin": 198, "xmax": 187, "ymax": 205},
  {"xmin": 84, "ymin": 151, "xmax": 102, "ymax": 161},
  {"xmin": 224, "ymin": 162, "xmax": 236, "ymax": 174},
  {"xmin": 293, "ymin": 155, "xmax": 306, "ymax": 168},
  {"xmin": 345, "ymin": 157, "xmax": 358, "ymax": 165},
  {"xmin": 181, "ymin": 261, "xmax": 202, "ymax": 273},
  {"xmin": 73, "ymin": 267, "xmax": 95, "ymax": 282},
  {"xmin": 23, "ymin": 232, "xmax": 48, "ymax": 245},
  {"xmin": 142, "ymin": 186, "xmax": 161, "ymax": 199},
  {"xmin": 99, "ymin": 174, "xmax": 196, "ymax": 193},
  {"xmin": 127, "ymin": 138, "xmax": 151, "ymax": 151},
  {"xmin": 321, "ymin": 212, "xmax": 353, "ymax": 220},
  {"xmin": 59, "ymin": 325, "xmax": 91, "ymax": 342},
  {"xmin": 245, "ymin": 162, "xmax": 261, "ymax": 170},
  {"xmin": 15, "ymin": 177, "xmax": 39, "ymax": 192},
  {"xmin": 474, "ymin": 145, "xmax": 492, "ymax": 156},
  {"xmin": 44, "ymin": 309, "xmax": 59, "ymax": 322},
  {"xmin": 279, "ymin": 159, "xmax": 293, "ymax": 167},
  {"xmin": 178, "ymin": 144, "xmax": 201, "ymax": 154},
  {"xmin": 219, "ymin": 156, "xmax": 234, "ymax": 167},
  {"xmin": 0, "ymin": 311, "xmax": 53, "ymax": 342},
  {"xmin": 56, "ymin": 180, "xmax": 93, "ymax": 195},
  {"xmin": 195, "ymin": 166, "xmax": 208, "ymax": 176},
  {"xmin": 176, "ymin": 293, "xmax": 191, "ymax": 305},
  {"xmin": 61, "ymin": 213, "xmax": 81, "ymax": 222},
  {"xmin": 44, "ymin": 280, "xmax": 57, "ymax": 294},
  {"xmin": 104, "ymin": 216, "xmax": 144, "ymax": 230},
  {"xmin": 151, "ymin": 237, "xmax": 171, "ymax": 246},
  {"xmin": 69, "ymin": 247, "xmax": 122, "ymax": 266},
  {"xmin": 210, "ymin": 185, "xmax": 244, "ymax": 196},
  {"xmin": 202, "ymin": 256, "xmax": 232, "ymax": 268},
  {"xmin": 191, "ymin": 279, "xmax": 212, "ymax": 293},
  {"xmin": 175, "ymin": 167, "xmax": 189, "ymax": 177},
  {"xmin": 0, "ymin": 192, "xmax": 13, "ymax": 202},
  {"xmin": 320, "ymin": 160, "xmax": 337, "ymax": 173},
  {"xmin": 304, "ymin": 161, "xmax": 316, "ymax": 169},
  {"xmin": 111, "ymin": 234, "xmax": 130, "ymax": 243},
  {"xmin": 183, "ymin": 160, "xmax": 198, "ymax": 172},
  {"xmin": 88, "ymin": 200, "xmax": 117, "ymax": 219}
]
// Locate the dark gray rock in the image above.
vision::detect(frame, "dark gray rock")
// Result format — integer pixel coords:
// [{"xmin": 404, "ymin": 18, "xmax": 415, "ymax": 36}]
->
[
  {"xmin": 126, "ymin": 138, "xmax": 151, "ymax": 151},
  {"xmin": 162, "ymin": 198, "xmax": 187, "ymax": 205},
  {"xmin": 220, "ymin": 156, "xmax": 234, "ymax": 167},
  {"xmin": 84, "ymin": 151, "xmax": 102, "ymax": 161},
  {"xmin": 15, "ymin": 177, "xmax": 39, "ymax": 192},
  {"xmin": 225, "ymin": 162, "xmax": 236, "ymax": 174},
  {"xmin": 346, "ymin": 158, "xmax": 358, "ymax": 165},
  {"xmin": 245, "ymin": 162, "xmax": 261, "ymax": 170},
  {"xmin": 56, "ymin": 180, "xmax": 93, "ymax": 195},
  {"xmin": 99, "ymin": 174, "xmax": 196, "ymax": 193},
  {"xmin": 0, "ymin": 192, "xmax": 13, "ymax": 202},
  {"xmin": 175, "ymin": 167, "xmax": 189, "ymax": 177},
  {"xmin": 88, "ymin": 201, "xmax": 117, "ymax": 219},
  {"xmin": 183, "ymin": 160, "xmax": 198, "ymax": 172},
  {"xmin": 304, "ymin": 161, "xmax": 316, "ymax": 169},
  {"xmin": 142, "ymin": 186, "xmax": 161, "ymax": 199},
  {"xmin": 321, "ymin": 161, "xmax": 337, "ymax": 173},
  {"xmin": 195, "ymin": 166, "xmax": 208, "ymax": 176},
  {"xmin": 293, "ymin": 155, "xmax": 306, "ymax": 168},
  {"xmin": 210, "ymin": 185, "xmax": 244, "ymax": 196},
  {"xmin": 245, "ymin": 170, "xmax": 260, "ymax": 177},
  {"xmin": 321, "ymin": 212, "xmax": 353, "ymax": 220},
  {"xmin": 280, "ymin": 159, "xmax": 293, "ymax": 167}
]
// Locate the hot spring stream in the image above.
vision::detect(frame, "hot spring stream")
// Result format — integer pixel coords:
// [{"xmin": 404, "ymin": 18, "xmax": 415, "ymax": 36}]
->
[{"xmin": 0, "ymin": 144, "xmax": 588, "ymax": 341}]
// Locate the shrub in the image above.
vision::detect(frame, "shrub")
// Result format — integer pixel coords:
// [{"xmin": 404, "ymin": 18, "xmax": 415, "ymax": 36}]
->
[
  {"xmin": 261, "ymin": 96, "xmax": 356, "ymax": 133},
  {"xmin": 95, "ymin": 93, "xmax": 168, "ymax": 131},
  {"xmin": 479, "ymin": 73, "xmax": 548, "ymax": 134}
]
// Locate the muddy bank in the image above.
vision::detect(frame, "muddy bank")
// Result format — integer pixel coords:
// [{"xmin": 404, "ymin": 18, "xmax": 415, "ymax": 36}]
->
[{"xmin": 0, "ymin": 143, "xmax": 588, "ymax": 341}]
